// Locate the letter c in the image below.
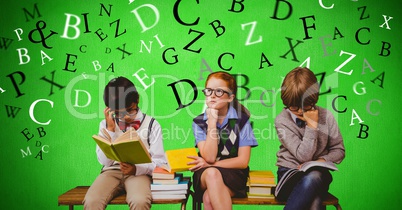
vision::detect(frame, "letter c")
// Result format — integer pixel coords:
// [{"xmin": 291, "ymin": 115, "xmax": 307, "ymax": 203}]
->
[
  {"xmin": 29, "ymin": 99, "xmax": 54, "ymax": 125},
  {"xmin": 332, "ymin": 95, "xmax": 347, "ymax": 113}
]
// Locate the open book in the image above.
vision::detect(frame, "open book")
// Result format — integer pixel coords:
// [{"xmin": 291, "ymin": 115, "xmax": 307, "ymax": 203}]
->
[
  {"xmin": 275, "ymin": 161, "xmax": 338, "ymax": 197},
  {"xmin": 92, "ymin": 127, "xmax": 151, "ymax": 164}
]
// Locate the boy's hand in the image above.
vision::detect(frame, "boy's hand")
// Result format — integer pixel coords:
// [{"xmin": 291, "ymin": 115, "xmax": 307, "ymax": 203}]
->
[
  {"xmin": 120, "ymin": 162, "xmax": 136, "ymax": 175},
  {"xmin": 104, "ymin": 107, "xmax": 115, "ymax": 132},
  {"xmin": 303, "ymin": 107, "xmax": 318, "ymax": 129}
]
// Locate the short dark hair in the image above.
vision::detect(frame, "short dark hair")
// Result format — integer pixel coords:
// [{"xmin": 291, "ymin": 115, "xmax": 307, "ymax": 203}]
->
[
  {"xmin": 103, "ymin": 77, "xmax": 139, "ymax": 110},
  {"xmin": 281, "ymin": 67, "xmax": 319, "ymax": 107}
]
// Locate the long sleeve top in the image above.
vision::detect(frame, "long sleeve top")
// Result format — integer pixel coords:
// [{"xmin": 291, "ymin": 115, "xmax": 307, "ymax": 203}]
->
[
  {"xmin": 96, "ymin": 109, "xmax": 167, "ymax": 176},
  {"xmin": 275, "ymin": 106, "xmax": 345, "ymax": 169}
]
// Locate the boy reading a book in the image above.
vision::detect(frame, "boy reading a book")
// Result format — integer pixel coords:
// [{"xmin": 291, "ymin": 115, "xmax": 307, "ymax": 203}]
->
[
  {"xmin": 275, "ymin": 67, "xmax": 345, "ymax": 210},
  {"xmin": 84, "ymin": 77, "xmax": 167, "ymax": 210}
]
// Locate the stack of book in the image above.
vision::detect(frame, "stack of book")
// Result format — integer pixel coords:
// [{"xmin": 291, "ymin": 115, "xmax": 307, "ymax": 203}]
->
[
  {"xmin": 247, "ymin": 170, "xmax": 276, "ymax": 199},
  {"xmin": 151, "ymin": 167, "xmax": 190, "ymax": 200}
]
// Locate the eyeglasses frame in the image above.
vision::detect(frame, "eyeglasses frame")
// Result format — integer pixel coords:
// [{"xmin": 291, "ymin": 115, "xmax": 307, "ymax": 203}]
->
[{"xmin": 202, "ymin": 88, "xmax": 232, "ymax": 97}]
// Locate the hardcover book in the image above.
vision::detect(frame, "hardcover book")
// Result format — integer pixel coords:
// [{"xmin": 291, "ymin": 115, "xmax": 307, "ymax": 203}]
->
[{"xmin": 92, "ymin": 127, "xmax": 151, "ymax": 164}]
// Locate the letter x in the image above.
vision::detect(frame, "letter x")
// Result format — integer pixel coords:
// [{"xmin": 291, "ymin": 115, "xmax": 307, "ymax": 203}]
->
[
  {"xmin": 280, "ymin": 37, "xmax": 304, "ymax": 62},
  {"xmin": 379, "ymin": 15, "xmax": 393, "ymax": 30}
]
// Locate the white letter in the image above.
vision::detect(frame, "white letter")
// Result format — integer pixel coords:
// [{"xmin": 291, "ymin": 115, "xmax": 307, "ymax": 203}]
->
[
  {"xmin": 379, "ymin": 15, "xmax": 393, "ymax": 30},
  {"xmin": 40, "ymin": 50, "xmax": 53, "ymax": 65},
  {"xmin": 131, "ymin": 4, "xmax": 160, "ymax": 32},
  {"xmin": 133, "ymin": 68, "xmax": 155, "ymax": 90},
  {"xmin": 352, "ymin": 81, "xmax": 366, "ymax": 95},
  {"xmin": 92, "ymin": 60, "xmax": 102, "ymax": 71},
  {"xmin": 61, "ymin": 13, "xmax": 81, "ymax": 40},
  {"xmin": 64, "ymin": 74, "xmax": 98, "ymax": 120},
  {"xmin": 299, "ymin": 57, "xmax": 311, "ymax": 68},
  {"xmin": 350, "ymin": 109, "xmax": 364, "ymax": 126},
  {"xmin": 319, "ymin": 0, "xmax": 334, "ymax": 9},
  {"xmin": 241, "ymin": 21, "xmax": 262, "ymax": 46},
  {"xmin": 14, "ymin": 28, "xmax": 23, "ymax": 41},
  {"xmin": 334, "ymin": 50, "xmax": 356, "ymax": 75},
  {"xmin": 29, "ymin": 99, "xmax": 54, "ymax": 125},
  {"xmin": 16, "ymin": 48, "xmax": 30, "ymax": 65},
  {"xmin": 21, "ymin": 147, "xmax": 32, "ymax": 158},
  {"xmin": 74, "ymin": 89, "xmax": 92, "ymax": 107}
]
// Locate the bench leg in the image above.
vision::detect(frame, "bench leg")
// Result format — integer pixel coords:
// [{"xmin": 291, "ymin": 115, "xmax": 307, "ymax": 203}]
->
[
  {"xmin": 334, "ymin": 203, "xmax": 342, "ymax": 210},
  {"xmin": 69, "ymin": 205, "xmax": 74, "ymax": 210}
]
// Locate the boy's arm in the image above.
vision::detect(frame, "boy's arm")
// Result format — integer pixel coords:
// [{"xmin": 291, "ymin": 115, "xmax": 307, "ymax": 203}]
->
[
  {"xmin": 134, "ymin": 120, "xmax": 167, "ymax": 176},
  {"xmin": 275, "ymin": 116, "xmax": 319, "ymax": 164},
  {"xmin": 319, "ymin": 113, "xmax": 345, "ymax": 164}
]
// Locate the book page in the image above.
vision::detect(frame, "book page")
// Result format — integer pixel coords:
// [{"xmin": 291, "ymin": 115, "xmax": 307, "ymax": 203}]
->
[
  {"xmin": 115, "ymin": 127, "xmax": 140, "ymax": 143},
  {"xmin": 300, "ymin": 161, "xmax": 338, "ymax": 172}
]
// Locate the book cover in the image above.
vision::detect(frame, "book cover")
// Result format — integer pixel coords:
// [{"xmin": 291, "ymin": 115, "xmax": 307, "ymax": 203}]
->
[
  {"xmin": 163, "ymin": 148, "xmax": 198, "ymax": 172},
  {"xmin": 152, "ymin": 167, "xmax": 175, "ymax": 180},
  {"xmin": 275, "ymin": 161, "xmax": 338, "ymax": 197},
  {"xmin": 151, "ymin": 189, "xmax": 188, "ymax": 195},
  {"xmin": 153, "ymin": 176, "xmax": 182, "ymax": 185},
  {"xmin": 151, "ymin": 179, "xmax": 190, "ymax": 191},
  {"xmin": 151, "ymin": 194, "xmax": 187, "ymax": 200},
  {"xmin": 92, "ymin": 128, "xmax": 151, "ymax": 164},
  {"xmin": 247, "ymin": 192, "xmax": 275, "ymax": 199},
  {"xmin": 248, "ymin": 170, "xmax": 276, "ymax": 185},
  {"xmin": 248, "ymin": 186, "xmax": 274, "ymax": 195}
]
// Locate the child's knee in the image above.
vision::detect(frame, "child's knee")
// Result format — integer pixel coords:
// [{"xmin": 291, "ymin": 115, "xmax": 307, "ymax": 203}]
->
[
  {"xmin": 83, "ymin": 194, "xmax": 107, "ymax": 209},
  {"xmin": 203, "ymin": 168, "xmax": 221, "ymax": 180},
  {"xmin": 127, "ymin": 194, "xmax": 152, "ymax": 210},
  {"xmin": 303, "ymin": 169, "xmax": 332, "ymax": 187}
]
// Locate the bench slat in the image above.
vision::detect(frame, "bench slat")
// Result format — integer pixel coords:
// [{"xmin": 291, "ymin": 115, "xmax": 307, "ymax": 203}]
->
[{"xmin": 58, "ymin": 186, "xmax": 191, "ymax": 206}]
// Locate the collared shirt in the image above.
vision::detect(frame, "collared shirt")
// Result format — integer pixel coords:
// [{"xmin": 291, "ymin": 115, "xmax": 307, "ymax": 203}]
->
[
  {"xmin": 192, "ymin": 106, "xmax": 258, "ymax": 147},
  {"xmin": 287, "ymin": 109, "xmax": 299, "ymax": 124},
  {"xmin": 96, "ymin": 108, "xmax": 167, "ymax": 176}
]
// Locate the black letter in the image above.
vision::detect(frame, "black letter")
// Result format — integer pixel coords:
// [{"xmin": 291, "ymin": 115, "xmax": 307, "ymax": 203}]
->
[
  {"xmin": 63, "ymin": 53, "xmax": 78, "ymax": 72},
  {"xmin": 271, "ymin": 0, "xmax": 293, "ymax": 20},
  {"xmin": 279, "ymin": 37, "xmax": 304, "ymax": 62},
  {"xmin": 173, "ymin": 0, "xmax": 200, "ymax": 26},
  {"xmin": 300, "ymin": 15, "xmax": 316, "ymax": 40},
  {"xmin": 218, "ymin": 52, "xmax": 234, "ymax": 71},
  {"xmin": 355, "ymin": 27, "xmax": 371, "ymax": 45},
  {"xmin": 167, "ymin": 79, "xmax": 198, "ymax": 110},
  {"xmin": 228, "ymin": 0, "xmax": 245, "ymax": 13},
  {"xmin": 6, "ymin": 71, "xmax": 26, "ymax": 98},
  {"xmin": 183, "ymin": 29, "xmax": 205, "ymax": 53},
  {"xmin": 332, "ymin": 95, "xmax": 347, "ymax": 113},
  {"xmin": 40, "ymin": 70, "xmax": 66, "ymax": 96}
]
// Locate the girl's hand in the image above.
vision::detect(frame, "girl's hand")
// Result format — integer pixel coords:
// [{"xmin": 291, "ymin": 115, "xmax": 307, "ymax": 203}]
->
[
  {"xmin": 187, "ymin": 156, "xmax": 210, "ymax": 172},
  {"xmin": 120, "ymin": 162, "xmax": 136, "ymax": 175},
  {"xmin": 104, "ymin": 107, "xmax": 116, "ymax": 132},
  {"xmin": 206, "ymin": 108, "xmax": 219, "ymax": 125}
]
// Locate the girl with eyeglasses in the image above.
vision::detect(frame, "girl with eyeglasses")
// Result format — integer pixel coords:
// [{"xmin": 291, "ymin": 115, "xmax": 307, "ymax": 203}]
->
[{"xmin": 188, "ymin": 71, "xmax": 258, "ymax": 210}]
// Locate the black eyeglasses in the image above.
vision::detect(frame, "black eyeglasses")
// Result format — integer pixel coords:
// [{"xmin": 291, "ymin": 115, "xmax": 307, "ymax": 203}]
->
[
  {"xmin": 113, "ymin": 107, "xmax": 138, "ymax": 119},
  {"xmin": 202, "ymin": 88, "xmax": 232, "ymax": 97},
  {"xmin": 286, "ymin": 104, "xmax": 316, "ymax": 112}
]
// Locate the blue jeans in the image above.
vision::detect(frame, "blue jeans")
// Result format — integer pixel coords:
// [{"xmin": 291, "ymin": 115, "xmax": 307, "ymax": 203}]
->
[{"xmin": 277, "ymin": 167, "xmax": 333, "ymax": 210}]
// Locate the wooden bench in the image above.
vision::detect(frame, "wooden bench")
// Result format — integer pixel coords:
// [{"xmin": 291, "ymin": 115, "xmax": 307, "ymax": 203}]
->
[
  {"xmin": 58, "ymin": 186, "xmax": 194, "ymax": 210},
  {"xmin": 193, "ymin": 193, "xmax": 342, "ymax": 210}
]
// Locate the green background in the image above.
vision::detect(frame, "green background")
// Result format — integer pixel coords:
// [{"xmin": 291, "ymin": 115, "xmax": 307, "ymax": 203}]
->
[{"xmin": 0, "ymin": 0, "xmax": 400, "ymax": 209}]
